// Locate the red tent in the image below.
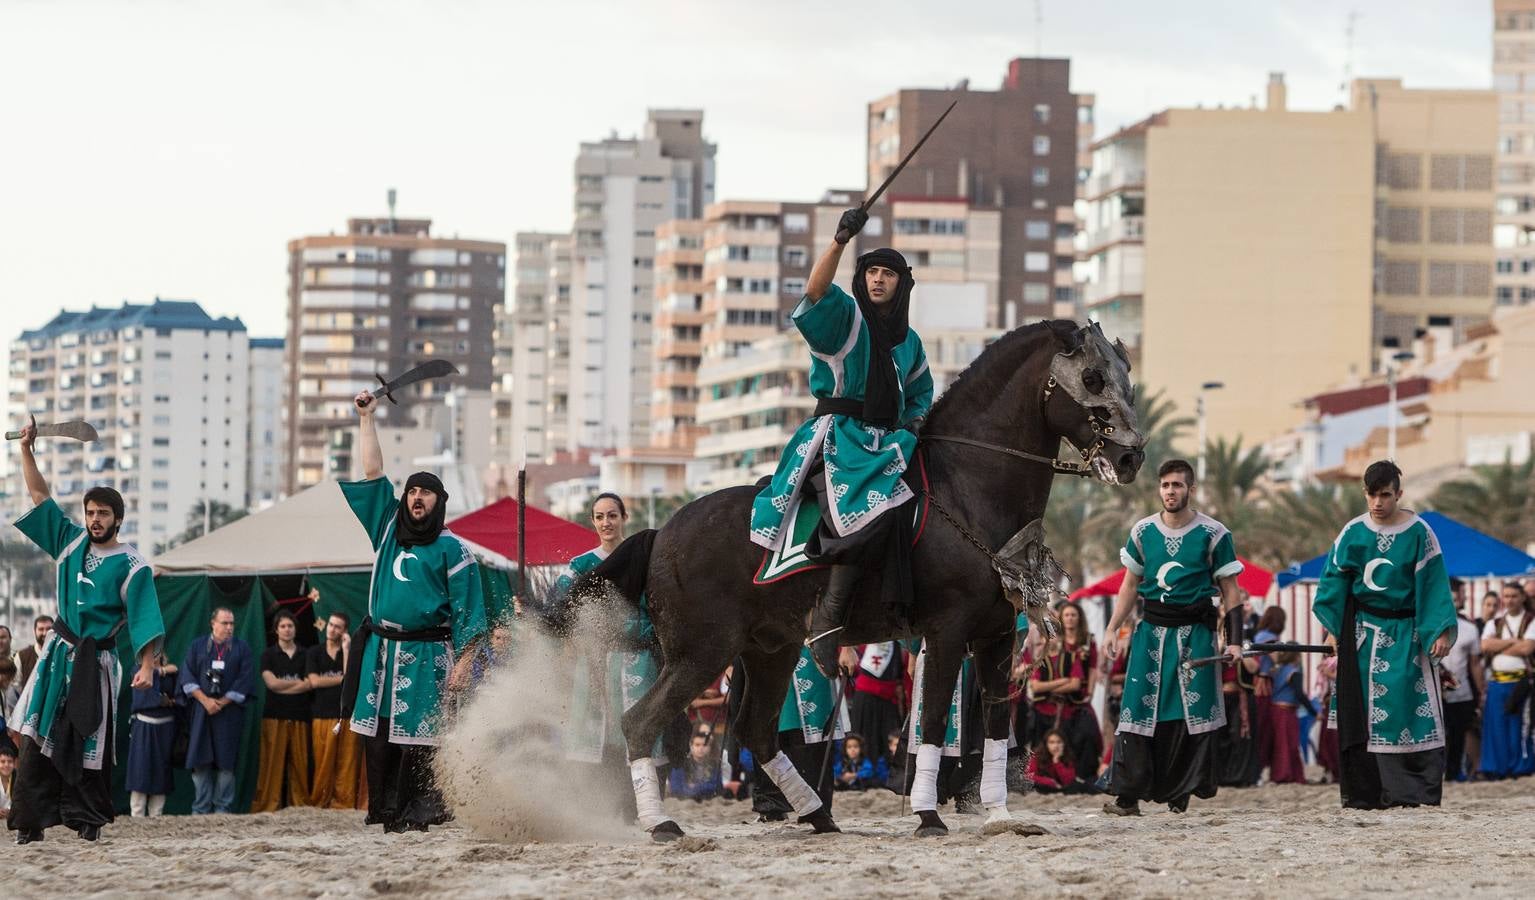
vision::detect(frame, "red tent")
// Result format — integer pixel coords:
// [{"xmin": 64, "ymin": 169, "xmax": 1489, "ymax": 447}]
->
[
  {"xmin": 446, "ymin": 498, "xmax": 599, "ymax": 568},
  {"xmin": 1068, "ymin": 556, "xmax": 1274, "ymax": 601}
]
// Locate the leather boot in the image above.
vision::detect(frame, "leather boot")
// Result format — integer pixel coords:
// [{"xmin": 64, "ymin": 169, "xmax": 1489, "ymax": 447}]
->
[{"xmin": 808, "ymin": 564, "xmax": 859, "ymax": 677}]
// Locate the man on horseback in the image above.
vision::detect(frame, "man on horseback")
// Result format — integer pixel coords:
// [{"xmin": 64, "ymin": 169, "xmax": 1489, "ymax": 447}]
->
[{"xmin": 749, "ymin": 207, "xmax": 934, "ymax": 679}]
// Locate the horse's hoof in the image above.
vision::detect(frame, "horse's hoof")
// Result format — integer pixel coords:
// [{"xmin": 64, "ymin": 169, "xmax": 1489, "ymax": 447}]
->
[
  {"xmin": 649, "ymin": 820, "xmax": 685, "ymax": 843},
  {"xmin": 803, "ymin": 809, "xmax": 841, "ymax": 834},
  {"xmin": 913, "ymin": 810, "xmax": 948, "ymax": 838}
]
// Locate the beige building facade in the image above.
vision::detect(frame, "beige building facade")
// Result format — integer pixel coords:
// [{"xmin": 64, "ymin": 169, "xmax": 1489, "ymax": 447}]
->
[
  {"xmin": 1141, "ymin": 76, "xmax": 1377, "ymax": 448},
  {"xmin": 1494, "ymin": 0, "xmax": 1535, "ymax": 308}
]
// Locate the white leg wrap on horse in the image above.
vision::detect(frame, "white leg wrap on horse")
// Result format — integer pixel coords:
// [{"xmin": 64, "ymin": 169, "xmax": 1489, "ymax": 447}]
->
[
  {"xmin": 911, "ymin": 743, "xmax": 942, "ymax": 812},
  {"xmin": 981, "ymin": 738, "xmax": 1011, "ymax": 820},
  {"xmin": 630, "ymin": 757, "xmax": 672, "ymax": 829},
  {"xmin": 762, "ymin": 751, "xmax": 823, "ymax": 817}
]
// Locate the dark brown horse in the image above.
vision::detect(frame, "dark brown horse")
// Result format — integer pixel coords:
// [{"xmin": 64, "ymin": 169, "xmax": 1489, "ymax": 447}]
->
[{"xmin": 577, "ymin": 320, "xmax": 1144, "ymax": 840}]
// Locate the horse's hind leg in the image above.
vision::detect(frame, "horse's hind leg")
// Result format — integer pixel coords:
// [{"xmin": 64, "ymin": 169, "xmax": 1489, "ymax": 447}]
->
[
  {"xmin": 737, "ymin": 645, "xmax": 840, "ymax": 834},
  {"xmin": 973, "ymin": 629, "xmax": 1018, "ymax": 824},
  {"xmin": 913, "ymin": 639, "xmax": 964, "ymax": 837},
  {"xmin": 621, "ymin": 650, "xmax": 733, "ymax": 842}
]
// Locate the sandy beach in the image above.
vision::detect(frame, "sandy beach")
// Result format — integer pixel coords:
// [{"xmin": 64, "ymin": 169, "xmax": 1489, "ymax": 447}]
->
[{"xmin": 8, "ymin": 776, "xmax": 1532, "ymax": 898}]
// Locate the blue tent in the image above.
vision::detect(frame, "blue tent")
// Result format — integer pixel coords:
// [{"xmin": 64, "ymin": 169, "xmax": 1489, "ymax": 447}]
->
[{"xmin": 1276, "ymin": 511, "xmax": 1535, "ymax": 588}]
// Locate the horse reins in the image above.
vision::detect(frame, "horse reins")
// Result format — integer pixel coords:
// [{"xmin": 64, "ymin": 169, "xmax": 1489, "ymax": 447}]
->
[{"xmin": 919, "ymin": 375, "xmax": 1119, "ymax": 479}]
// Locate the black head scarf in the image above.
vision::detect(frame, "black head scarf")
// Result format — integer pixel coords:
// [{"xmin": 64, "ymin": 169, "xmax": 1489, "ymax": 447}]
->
[
  {"xmin": 850, "ymin": 247, "xmax": 915, "ymax": 429},
  {"xmin": 395, "ymin": 472, "xmax": 449, "ymax": 547}
]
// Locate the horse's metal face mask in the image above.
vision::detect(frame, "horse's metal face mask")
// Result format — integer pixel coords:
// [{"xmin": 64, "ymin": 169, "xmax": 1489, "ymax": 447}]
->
[{"xmin": 1047, "ymin": 322, "xmax": 1145, "ymax": 483}]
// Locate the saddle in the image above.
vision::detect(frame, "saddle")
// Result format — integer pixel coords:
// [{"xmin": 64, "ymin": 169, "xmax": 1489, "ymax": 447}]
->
[{"xmin": 754, "ymin": 453, "xmax": 929, "ymax": 585}]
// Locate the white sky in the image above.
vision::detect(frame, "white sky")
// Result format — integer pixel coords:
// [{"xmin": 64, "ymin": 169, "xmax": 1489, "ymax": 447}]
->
[{"xmin": 0, "ymin": 0, "xmax": 1491, "ymax": 360}]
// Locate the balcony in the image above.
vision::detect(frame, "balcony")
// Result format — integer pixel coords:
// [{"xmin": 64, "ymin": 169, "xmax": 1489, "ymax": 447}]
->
[
  {"xmin": 655, "ymin": 338, "xmax": 703, "ymax": 359},
  {"xmin": 1086, "ymin": 168, "xmax": 1146, "ymax": 199},
  {"xmin": 1081, "ymin": 216, "xmax": 1144, "ymax": 254},
  {"xmin": 695, "ymin": 423, "xmax": 799, "ymax": 459}
]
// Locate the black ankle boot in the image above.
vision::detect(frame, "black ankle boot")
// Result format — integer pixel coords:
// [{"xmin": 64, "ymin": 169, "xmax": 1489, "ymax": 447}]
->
[
  {"xmin": 15, "ymin": 829, "xmax": 44, "ymax": 845},
  {"xmin": 808, "ymin": 564, "xmax": 859, "ymax": 677}
]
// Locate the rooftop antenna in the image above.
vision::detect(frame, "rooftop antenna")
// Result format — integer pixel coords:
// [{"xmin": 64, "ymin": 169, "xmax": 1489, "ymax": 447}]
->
[
  {"xmin": 1339, "ymin": 10, "xmax": 1358, "ymax": 103},
  {"xmin": 387, "ymin": 187, "xmax": 398, "ymax": 234},
  {"xmin": 1034, "ymin": 0, "xmax": 1043, "ymax": 57}
]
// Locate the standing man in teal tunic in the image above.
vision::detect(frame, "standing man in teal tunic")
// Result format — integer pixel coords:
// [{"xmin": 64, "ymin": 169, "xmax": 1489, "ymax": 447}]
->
[
  {"xmin": 344, "ymin": 391, "xmax": 487, "ymax": 833},
  {"xmin": 1314, "ymin": 460, "xmax": 1456, "ymax": 809},
  {"xmin": 8, "ymin": 419, "xmax": 164, "ymax": 844},
  {"xmin": 1103, "ymin": 459, "xmax": 1244, "ymax": 816},
  {"xmin": 749, "ymin": 207, "xmax": 934, "ymax": 678}
]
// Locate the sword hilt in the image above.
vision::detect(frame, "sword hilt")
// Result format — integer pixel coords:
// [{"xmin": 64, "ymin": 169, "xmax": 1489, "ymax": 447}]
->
[
  {"xmin": 374, "ymin": 373, "xmax": 398, "ymax": 405},
  {"xmin": 3, "ymin": 431, "xmax": 20, "ymax": 441}
]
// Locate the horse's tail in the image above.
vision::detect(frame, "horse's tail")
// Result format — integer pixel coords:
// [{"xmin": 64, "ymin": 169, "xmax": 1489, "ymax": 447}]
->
[{"xmin": 556, "ymin": 529, "xmax": 657, "ymax": 636}]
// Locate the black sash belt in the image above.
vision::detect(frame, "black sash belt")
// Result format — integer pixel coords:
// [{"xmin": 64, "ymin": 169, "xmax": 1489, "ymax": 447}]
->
[
  {"xmin": 50, "ymin": 616, "xmax": 127, "ymax": 784},
  {"xmin": 339, "ymin": 616, "xmax": 452, "ymax": 723},
  {"xmin": 1356, "ymin": 599, "xmax": 1414, "ymax": 620},
  {"xmin": 1141, "ymin": 599, "xmax": 1219, "ymax": 631},
  {"xmin": 813, "ymin": 397, "xmax": 868, "ymax": 420}
]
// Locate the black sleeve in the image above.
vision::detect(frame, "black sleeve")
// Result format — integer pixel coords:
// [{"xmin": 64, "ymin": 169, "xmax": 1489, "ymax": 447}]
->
[
  {"xmin": 1224, "ymin": 605, "xmax": 1245, "ymax": 647},
  {"xmin": 1290, "ymin": 672, "xmax": 1316, "ymax": 717}
]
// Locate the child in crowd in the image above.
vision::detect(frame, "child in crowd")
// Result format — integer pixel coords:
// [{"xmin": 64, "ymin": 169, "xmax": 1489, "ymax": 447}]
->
[
  {"xmin": 834, "ymin": 733, "xmax": 879, "ymax": 791},
  {"xmin": 1026, "ymin": 729, "xmax": 1100, "ymax": 794},
  {"xmin": 1268, "ymin": 650, "xmax": 1317, "ymax": 784},
  {"xmin": 0, "ymin": 740, "xmax": 16, "ymax": 815},
  {"xmin": 667, "ymin": 730, "xmax": 723, "ymax": 801}
]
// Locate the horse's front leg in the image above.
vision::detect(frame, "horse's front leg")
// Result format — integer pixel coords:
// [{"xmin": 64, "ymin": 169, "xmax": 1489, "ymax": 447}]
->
[
  {"xmin": 913, "ymin": 639, "xmax": 964, "ymax": 837},
  {"xmin": 973, "ymin": 630, "xmax": 1017, "ymax": 824}
]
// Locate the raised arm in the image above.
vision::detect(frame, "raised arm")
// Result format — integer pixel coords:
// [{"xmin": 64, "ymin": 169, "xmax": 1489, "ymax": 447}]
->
[
  {"xmin": 806, "ymin": 208, "xmax": 868, "ymax": 302},
  {"xmin": 353, "ymin": 391, "xmax": 384, "ymax": 480},
  {"xmin": 17, "ymin": 418, "xmax": 50, "ymax": 505}
]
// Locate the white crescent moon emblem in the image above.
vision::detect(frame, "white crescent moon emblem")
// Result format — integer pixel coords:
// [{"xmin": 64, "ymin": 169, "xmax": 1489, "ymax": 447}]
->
[
  {"xmin": 76, "ymin": 572, "xmax": 95, "ymax": 588},
  {"xmin": 1362, "ymin": 558, "xmax": 1393, "ymax": 592},
  {"xmin": 1156, "ymin": 561, "xmax": 1184, "ymax": 591},
  {"xmin": 392, "ymin": 550, "xmax": 417, "ymax": 582}
]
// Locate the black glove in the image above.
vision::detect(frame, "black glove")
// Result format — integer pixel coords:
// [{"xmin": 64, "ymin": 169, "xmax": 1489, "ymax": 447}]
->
[
  {"xmin": 835, "ymin": 208, "xmax": 869, "ymax": 244},
  {"xmin": 905, "ymin": 416, "xmax": 926, "ymax": 439}
]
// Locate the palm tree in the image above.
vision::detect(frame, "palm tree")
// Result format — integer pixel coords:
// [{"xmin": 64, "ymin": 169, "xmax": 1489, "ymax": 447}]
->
[
  {"xmin": 1428, "ymin": 456, "xmax": 1535, "ymax": 550},
  {"xmin": 1244, "ymin": 482, "xmax": 1367, "ymax": 572},
  {"xmin": 1133, "ymin": 387, "xmax": 1194, "ymax": 470},
  {"xmin": 164, "ymin": 500, "xmax": 249, "ymax": 550},
  {"xmin": 1200, "ymin": 436, "xmax": 1268, "ymax": 532}
]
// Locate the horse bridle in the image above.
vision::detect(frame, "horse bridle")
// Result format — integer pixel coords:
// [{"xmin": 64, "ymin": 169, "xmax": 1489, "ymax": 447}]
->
[{"xmin": 919, "ymin": 375, "xmax": 1118, "ymax": 478}]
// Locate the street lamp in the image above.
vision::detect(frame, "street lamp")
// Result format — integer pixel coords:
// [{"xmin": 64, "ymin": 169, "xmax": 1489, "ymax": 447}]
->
[
  {"xmin": 1386, "ymin": 350, "xmax": 1416, "ymax": 460},
  {"xmin": 1195, "ymin": 381, "xmax": 1224, "ymax": 504}
]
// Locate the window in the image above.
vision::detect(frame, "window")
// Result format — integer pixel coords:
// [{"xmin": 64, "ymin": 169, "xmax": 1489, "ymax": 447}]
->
[
  {"xmin": 1427, "ymin": 261, "xmax": 1491, "ymax": 297},
  {"xmin": 1383, "ymin": 153, "xmax": 1422, "ymax": 190},
  {"xmin": 1033, "ymin": 135, "xmax": 1051, "ymax": 156},
  {"xmin": 1428, "ymin": 208, "xmax": 1493, "ymax": 245},
  {"xmin": 1430, "ymin": 154, "xmax": 1494, "ymax": 191},
  {"xmin": 783, "ymin": 213, "xmax": 809, "ymax": 234},
  {"xmin": 782, "ymin": 246, "xmax": 808, "ymax": 267},
  {"xmin": 1379, "ymin": 260, "xmax": 1421, "ymax": 296},
  {"xmin": 1033, "ymin": 104, "xmax": 1050, "ymax": 123},
  {"xmin": 1024, "ymin": 252, "xmax": 1050, "ymax": 273},
  {"xmin": 1024, "ymin": 220, "xmax": 1050, "ymax": 241},
  {"xmin": 1023, "ymin": 283, "xmax": 1049, "ymax": 303},
  {"xmin": 1032, "ymin": 166, "xmax": 1050, "ymax": 187},
  {"xmin": 782, "ymin": 277, "xmax": 808, "ymax": 296},
  {"xmin": 1383, "ymin": 207, "xmax": 1421, "ymax": 243}
]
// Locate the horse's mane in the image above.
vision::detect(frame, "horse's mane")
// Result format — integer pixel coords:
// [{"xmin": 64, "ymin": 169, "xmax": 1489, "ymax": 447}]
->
[{"xmin": 925, "ymin": 318, "xmax": 1080, "ymax": 426}]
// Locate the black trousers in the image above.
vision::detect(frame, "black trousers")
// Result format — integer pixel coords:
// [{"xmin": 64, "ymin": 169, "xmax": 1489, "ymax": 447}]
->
[
  {"xmin": 1340, "ymin": 744, "xmax": 1445, "ymax": 809},
  {"xmin": 751, "ymin": 729, "xmax": 834, "ymax": 817},
  {"xmin": 365, "ymin": 720, "xmax": 449, "ymax": 828},
  {"xmin": 1217, "ymin": 691, "xmax": 1258, "ymax": 787},
  {"xmin": 1110, "ymin": 720, "xmax": 1219, "ymax": 806},
  {"xmin": 1442, "ymin": 700, "xmax": 1476, "ymax": 782},
  {"xmin": 7, "ymin": 736, "xmax": 114, "ymax": 833}
]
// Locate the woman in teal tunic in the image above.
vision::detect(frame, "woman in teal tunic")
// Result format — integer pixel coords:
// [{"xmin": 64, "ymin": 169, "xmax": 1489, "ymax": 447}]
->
[
  {"xmin": 749, "ymin": 207, "xmax": 935, "ymax": 678},
  {"xmin": 559, "ymin": 493, "xmax": 662, "ymax": 818}
]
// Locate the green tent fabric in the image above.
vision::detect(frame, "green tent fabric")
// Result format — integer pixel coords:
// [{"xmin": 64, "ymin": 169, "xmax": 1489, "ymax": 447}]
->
[
  {"xmin": 308, "ymin": 571, "xmax": 372, "ymax": 632},
  {"xmin": 113, "ymin": 575, "xmax": 275, "ymax": 815}
]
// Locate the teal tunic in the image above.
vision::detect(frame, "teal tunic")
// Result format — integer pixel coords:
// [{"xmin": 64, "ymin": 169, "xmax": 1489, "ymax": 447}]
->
[
  {"xmin": 1116, "ymin": 512, "xmax": 1243, "ymax": 737},
  {"xmin": 558, "ymin": 547, "xmax": 661, "ymax": 762},
  {"xmin": 778, "ymin": 646, "xmax": 848, "ymax": 743},
  {"xmin": 11, "ymin": 498, "xmax": 164, "ymax": 769},
  {"xmin": 907, "ymin": 641, "xmax": 971, "ymax": 755},
  {"xmin": 1314, "ymin": 513, "xmax": 1456, "ymax": 752},
  {"xmin": 749, "ymin": 284, "xmax": 934, "ymax": 550},
  {"xmin": 342, "ymin": 477, "xmax": 487, "ymax": 747}
]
